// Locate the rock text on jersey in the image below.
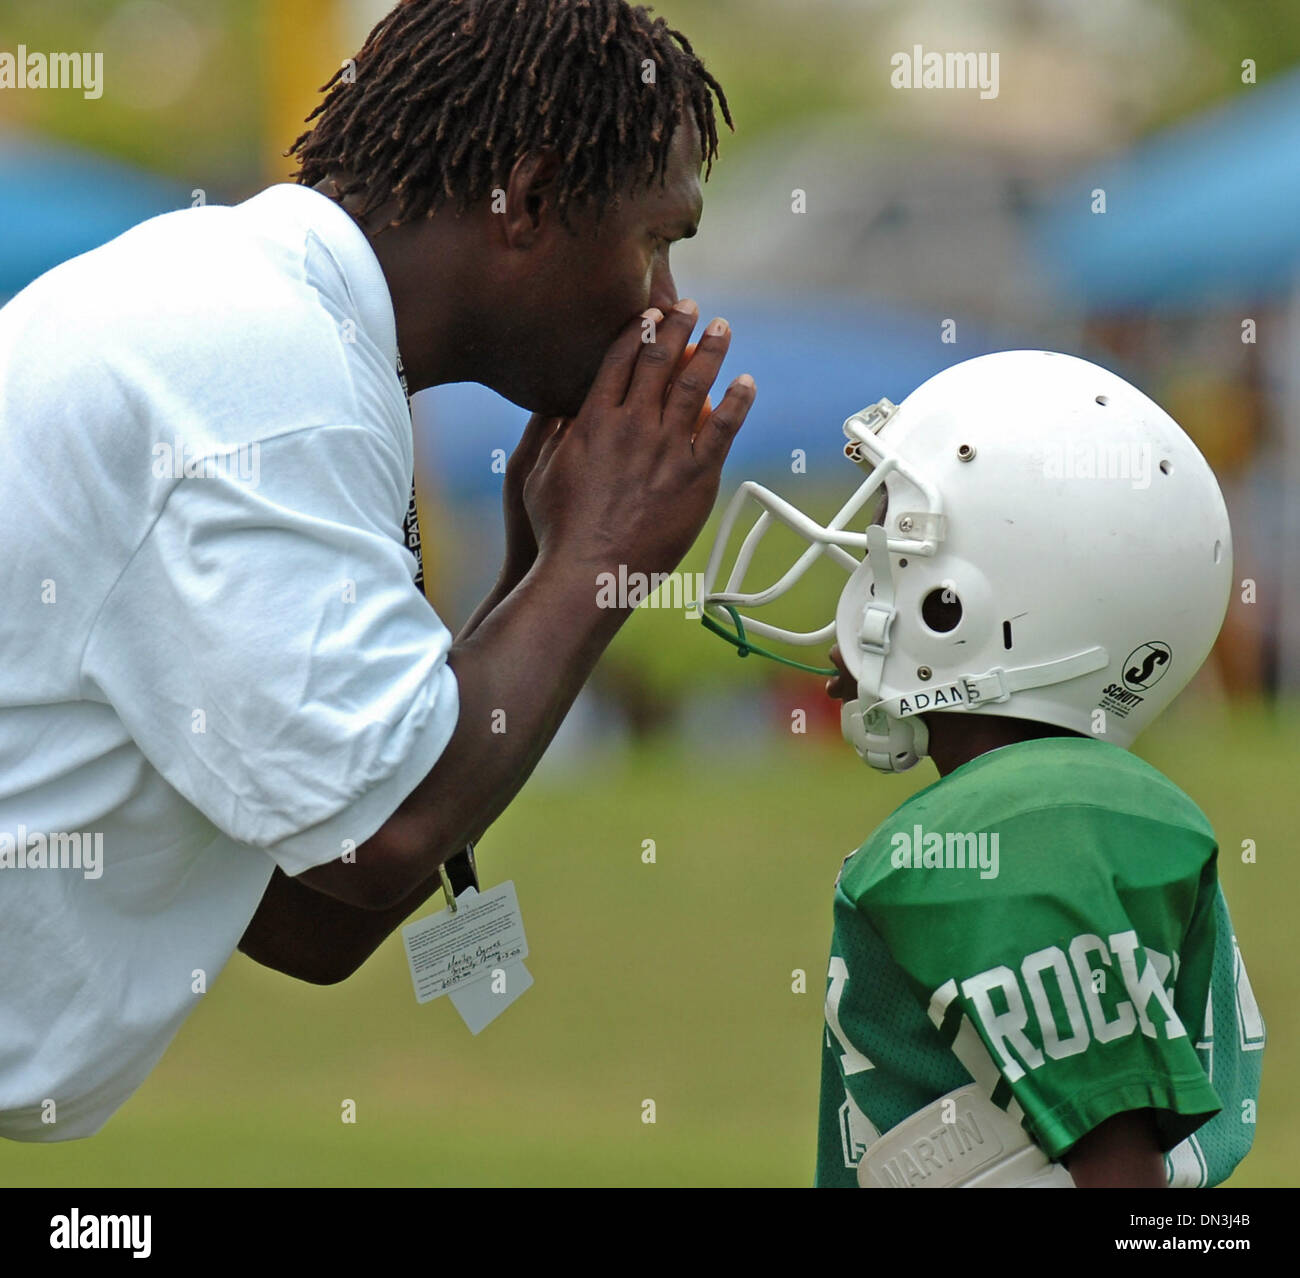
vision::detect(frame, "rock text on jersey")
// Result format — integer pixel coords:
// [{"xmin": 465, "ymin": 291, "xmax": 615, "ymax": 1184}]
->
[{"xmin": 939, "ymin": 930, "xmax": 1185, "ymax": 1083}]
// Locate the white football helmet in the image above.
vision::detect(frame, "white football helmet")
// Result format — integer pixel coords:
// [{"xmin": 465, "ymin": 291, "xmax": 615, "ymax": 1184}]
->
[{"xmin": 700, "ymin": 351, "xmax": 1233, "ymax": 772}]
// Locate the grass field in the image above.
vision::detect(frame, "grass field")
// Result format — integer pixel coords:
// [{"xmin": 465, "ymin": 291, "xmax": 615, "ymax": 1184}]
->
[{"xmin": 1, "ymin": 698, "xmax": 1293, "ymax": 1187}]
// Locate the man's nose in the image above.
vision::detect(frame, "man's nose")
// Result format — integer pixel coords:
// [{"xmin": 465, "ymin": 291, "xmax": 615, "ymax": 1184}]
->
[{"xmin": 649, "ymin": 264, "xmax": 678, "ymax": 317}]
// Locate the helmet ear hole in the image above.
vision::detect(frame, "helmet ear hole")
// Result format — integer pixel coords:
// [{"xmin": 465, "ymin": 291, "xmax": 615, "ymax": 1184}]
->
[{"xmin": 921, "ymin": 587, "xmax": 962, "ymax": 633}]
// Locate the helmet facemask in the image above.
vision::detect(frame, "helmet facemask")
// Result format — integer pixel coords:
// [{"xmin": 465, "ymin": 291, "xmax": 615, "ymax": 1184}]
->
[{"xmin": 700, "ymin": 398, "xmax": 949, "ymax": 772}]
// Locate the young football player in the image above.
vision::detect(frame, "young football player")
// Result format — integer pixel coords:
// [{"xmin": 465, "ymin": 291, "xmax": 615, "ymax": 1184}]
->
[{"xmin": 700, "ymin": 350, "xmax": 1264, "ymax": 1188}]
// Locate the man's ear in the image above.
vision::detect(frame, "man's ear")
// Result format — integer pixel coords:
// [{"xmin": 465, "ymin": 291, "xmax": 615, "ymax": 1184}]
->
[{"xmin": 498, "ymin": 150, "xmax": 562, "ymax": 248}]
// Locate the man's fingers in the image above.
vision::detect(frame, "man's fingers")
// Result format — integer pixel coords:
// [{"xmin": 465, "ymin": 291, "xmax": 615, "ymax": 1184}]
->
[
  {"xmin": 669, "ymin": 343, "xmax": 714, "ymax": 432},
  {"xmin": 531, "ymin": 416, "xmax": 572, "ymax": 476},
  {"xmin": 692, "ymin": 373, "xmax": 755, "ymax": 469},
  {"xmin": 587, "ymin": 308, "xmax": 665, "ymax": 407},
  {"xmin": 509, "ymin": 413, "xmax": 564, "ymax": 479},
  {"xmin": 625, "ymin": 298, "xmax": 698, "ymax": 410},
  {"xmin": 666, "ymin": 317, "xmax": 730, "ymax": 437}
]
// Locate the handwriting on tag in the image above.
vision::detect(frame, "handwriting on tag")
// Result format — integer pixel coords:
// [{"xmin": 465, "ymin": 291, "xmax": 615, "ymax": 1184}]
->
[{"xmin": 401, "ymin": 881, "xmax": 528, "ymax": 1004}]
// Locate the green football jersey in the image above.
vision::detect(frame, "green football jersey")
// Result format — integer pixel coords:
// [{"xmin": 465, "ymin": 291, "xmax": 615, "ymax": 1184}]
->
[{"xmin": 815, "ymin": 737, "xmax": 1264, "ymax": 1188}]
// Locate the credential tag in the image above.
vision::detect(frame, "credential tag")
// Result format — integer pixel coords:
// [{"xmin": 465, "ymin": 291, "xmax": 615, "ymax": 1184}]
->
[{"xmin": 402, "ymin": 881, "xmax": 531, "ymax": 1031}]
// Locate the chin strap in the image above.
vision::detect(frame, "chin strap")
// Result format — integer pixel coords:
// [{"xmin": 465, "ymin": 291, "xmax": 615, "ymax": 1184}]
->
[
  {"xmin": 844, "ymin": 648, "xmax": 1111, "ymax": 773},
  {"xmin": 848, "ymin": 524, "xmax": 899, "ymax": 698},
  {"xmin": 841, "ymin": 523, "xmax": 925, "ymax": 771},
  {"xmin": 869, "ymin": 648, "xmax": 1111, "ymax": 719}
]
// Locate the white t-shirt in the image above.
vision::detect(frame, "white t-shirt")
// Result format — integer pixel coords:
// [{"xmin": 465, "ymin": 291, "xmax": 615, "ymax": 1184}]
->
[{"xmin": 0, "ymin": 183, "xmax": 459, "ymax": 1140}]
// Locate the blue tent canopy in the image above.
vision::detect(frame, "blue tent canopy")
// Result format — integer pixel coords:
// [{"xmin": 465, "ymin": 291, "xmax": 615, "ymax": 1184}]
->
[
  {"xmin": 1035, "ymin": 69, "xmax": 1300, "ymax": 309},
  {"xmin": 0, "ymin": 132, "xmax": 185, "ymax": 299}
]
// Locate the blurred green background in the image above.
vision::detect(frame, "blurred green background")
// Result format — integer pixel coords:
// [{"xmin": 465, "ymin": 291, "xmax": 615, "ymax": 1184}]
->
[{"xmin": 0, "ymin": 700, "xmax": 1288, "ymax": 1187}]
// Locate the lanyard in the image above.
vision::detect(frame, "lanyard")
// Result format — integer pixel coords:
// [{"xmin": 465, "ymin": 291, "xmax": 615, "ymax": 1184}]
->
[
  {"xmin": 396, "ymin": 351, "xmax": 479, "ymax": 910},
  {"xmin": 396, "ymin": 353, "xmax": 424, "ymax": 597}
]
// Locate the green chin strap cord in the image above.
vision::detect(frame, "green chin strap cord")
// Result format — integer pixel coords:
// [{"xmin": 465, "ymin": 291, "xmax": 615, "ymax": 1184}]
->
[{"xmin": 700, "ymin": 604, "xmax": 839, "ymax": 677}]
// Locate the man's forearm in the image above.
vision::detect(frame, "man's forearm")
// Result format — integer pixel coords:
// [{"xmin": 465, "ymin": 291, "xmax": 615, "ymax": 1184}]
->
[
  {"xmin": 238, "ymin": 861, "xmax": 447, "ymax": 984},
  {"xmin": 397, "ymin": 550, "xmax": 623, "ymax": 862},
  {"xmin": 456, "ymin": 557, "xmax": 531, "ymax": 642}
]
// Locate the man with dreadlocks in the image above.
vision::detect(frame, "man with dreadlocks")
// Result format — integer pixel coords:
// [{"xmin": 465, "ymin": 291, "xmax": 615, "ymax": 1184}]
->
[{"xmin": 0, "ymin": 0, "xmax": 750, "ymax": 1141}]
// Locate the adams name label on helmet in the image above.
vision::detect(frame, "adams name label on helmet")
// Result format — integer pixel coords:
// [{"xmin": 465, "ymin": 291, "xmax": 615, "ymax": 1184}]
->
[{"xmin": 879, "ymin": 680, "xmax": 982, "ymax": 719}]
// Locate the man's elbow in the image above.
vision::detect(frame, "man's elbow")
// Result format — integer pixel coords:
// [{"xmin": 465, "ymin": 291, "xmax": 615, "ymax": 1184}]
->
[
  {"xmin": 237, "ymin": 936, "xmax": 368, "ymax": 987},
  {"xmin": 295, "ymin": 818, "xmax": 432, "ymax": 912}
]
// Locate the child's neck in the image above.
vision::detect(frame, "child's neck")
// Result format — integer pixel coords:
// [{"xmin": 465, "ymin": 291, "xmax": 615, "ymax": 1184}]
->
[{"xmin": 926, "ymin": 716, "xmax": 1090, "ymax": 778}]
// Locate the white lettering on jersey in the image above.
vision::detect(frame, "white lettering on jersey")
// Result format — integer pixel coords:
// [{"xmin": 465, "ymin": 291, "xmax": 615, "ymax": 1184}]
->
[
  {"xmin": 1022, "ymin": 945, "xmax": 1090, "ymax": 1059},
  {"xmin": 959, "ymin": 965, "xmax": 1044, "ymax": 1083},
  {"xmin": 1109, "ymin": 930, "xmax": 1186, "ymax": 1039},
  {"xmin": 826, "ymin": 956, "xmax": 875, "ymax": 1076},
  {"xmin": 947, "ymin": 931, "xmax": 1187, "ymax": 1080},
  {"xmin": 1166, "ymin": 1133, "xmax": 1209, "ymax": 1188},
  {"xmin": 1069, "ymin": 933, "xmax": 1137, "ymax": 1043},
  {"xmin": 838, "ymin": 1091, "xmax": 880, "ymax": 1169},
  {"xmin": 1232, "ymin": 936, "xmax": 1265, "ymax": 1051}
]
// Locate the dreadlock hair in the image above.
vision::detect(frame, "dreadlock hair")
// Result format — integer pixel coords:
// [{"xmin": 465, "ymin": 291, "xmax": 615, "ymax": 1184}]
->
[{"xmin": 288, "ymin": 0, "xmax": 732, "ymax": 230}]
